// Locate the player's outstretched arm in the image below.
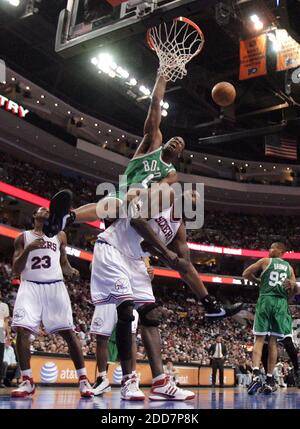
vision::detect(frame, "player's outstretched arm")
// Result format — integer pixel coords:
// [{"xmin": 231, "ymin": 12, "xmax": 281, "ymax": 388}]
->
[
  {"xmin": 134, "ymin": 74, "xmax": 166, "ymax": 157},
  {"xmin": 242, "ymin": 258, "xmax": 269, "ymax": 284},
  {"xmin": 12, "ymin": 233, "xmax": 44, "ymax": 276},
  {"xmin": 58, "ymin": 231, "xmax": 79, "ymax": 277}
]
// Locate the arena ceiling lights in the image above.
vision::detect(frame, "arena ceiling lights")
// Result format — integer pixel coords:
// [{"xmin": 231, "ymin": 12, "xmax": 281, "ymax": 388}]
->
[
  {"xmin": 90, "ymin": 52, "xmax": 169, "ymax": 116},
  {"xmin": 3, "ymin": 0, "xmax": 20, "ymax": 6}
]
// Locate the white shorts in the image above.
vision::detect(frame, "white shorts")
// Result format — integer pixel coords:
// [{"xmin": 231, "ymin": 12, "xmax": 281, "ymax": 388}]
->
[
  {"xmin": 90, "ymin": 305, "xmax": 139, "ymax": 336},
  {"xmin": 12, "ymin": 280, "xmax": 74, "ymax": 335},
  {"xmin": 91, "ymin": 240, "xmax": 155, "ymax": 306}
]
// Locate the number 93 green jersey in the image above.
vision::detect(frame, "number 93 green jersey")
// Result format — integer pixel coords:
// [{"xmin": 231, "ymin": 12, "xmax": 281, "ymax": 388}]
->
[
  {"xmin": 260, "ymin": 257, "xmax": 291, "ymax": 298},
  {"xmin": 254, "ymin": 258, "xmax": 292, "ymax": 337}
]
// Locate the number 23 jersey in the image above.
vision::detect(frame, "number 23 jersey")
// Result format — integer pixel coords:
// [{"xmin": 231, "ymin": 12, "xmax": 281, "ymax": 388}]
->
[{"xmin": 21, "ymin": 230, "xmax": 63, "ymax": 283}]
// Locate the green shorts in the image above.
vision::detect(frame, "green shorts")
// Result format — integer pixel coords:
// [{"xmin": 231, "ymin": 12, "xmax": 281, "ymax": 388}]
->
[
  {"xmin": 108, "ymin": 329, "xmax": 119, "ymax": 362},
  {"xmin": 253, "ymin": 295, "xmax": 292, "ymax": 338}
]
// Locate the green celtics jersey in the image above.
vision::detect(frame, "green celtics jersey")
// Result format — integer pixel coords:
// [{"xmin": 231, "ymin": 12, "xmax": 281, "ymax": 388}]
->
[
  {"xmin": 120, "ymin": 147, "xmax": 176, "ymax": 191},
  {"xmin": 260, "ymin": 258, "xmax": 291, "ymax": 299}
]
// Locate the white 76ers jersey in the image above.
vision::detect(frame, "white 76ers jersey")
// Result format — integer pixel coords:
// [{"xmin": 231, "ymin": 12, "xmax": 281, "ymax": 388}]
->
[
  {"xmin": 21, "ymin": 231, "xmax": 63, "ymax": 282},
  {"xmin": 99, "ymin": 206, "xmax": 182, "ymax": 259}
]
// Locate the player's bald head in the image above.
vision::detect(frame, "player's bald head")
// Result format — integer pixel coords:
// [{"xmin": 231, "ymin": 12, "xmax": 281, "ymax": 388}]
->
[{"xmin": 269, "ymin": 242, "xmax": 286, "ymax": 257}]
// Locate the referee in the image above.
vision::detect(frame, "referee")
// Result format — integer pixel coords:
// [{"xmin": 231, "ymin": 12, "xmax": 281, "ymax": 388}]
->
[{"xmin": 209, "ymin": 336, "xmax": 227, "ymax": 387}]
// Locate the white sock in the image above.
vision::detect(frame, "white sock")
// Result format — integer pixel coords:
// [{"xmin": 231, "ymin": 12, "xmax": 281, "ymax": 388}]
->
[
  {"xmin": 152, "ymin": 373, "xmax": 166, "ymax": 383},
  {"xmin": 122, "ymin": 373, "xmax": 132, "ymax": 380},
  {"xmin": 99, "ymin": 371, "xmax": 107, "ymax": 378},
  {"xmin": 76, "ymin": 368, "xmax": 87, "ymax": 378},
  {"xmin": 21, "ymin": 369, "xmax": 32, "ymax": 378},
  {"xmin": 253, "ymin": 367, "xmax": 259, "ymax": 371},
  {"xmin": 267, "ymin": 373, "xmax": 273, "ymax": 378},
  {"xmin": 132, "ymin": 370, "xmax": 137, "ymax": 376}
]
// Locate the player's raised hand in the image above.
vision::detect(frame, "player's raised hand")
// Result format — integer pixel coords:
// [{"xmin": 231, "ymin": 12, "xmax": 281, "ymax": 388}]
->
[{"xmin": 27, "ymin": 239, "xmax": 45, "ymax": 251}]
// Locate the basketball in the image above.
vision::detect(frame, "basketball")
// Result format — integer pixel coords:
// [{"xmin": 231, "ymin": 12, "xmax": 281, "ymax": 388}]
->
[{"xmin": 212, "ymin": 82, "xmax": 236, "ymax": 107}]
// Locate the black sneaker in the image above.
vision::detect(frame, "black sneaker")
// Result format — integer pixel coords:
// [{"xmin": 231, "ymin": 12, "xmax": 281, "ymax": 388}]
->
[
  {"xmin": 247, "ymin": 377, "xmax": 262, "ymax": 395},
  {"xmin": 43, "ymin": 189, "xmax": 74, "ymax": 237},
  {"xmin": 204, "ymin": 297, "xmax": 243, "ymax": 319},
  {"xmin": 261, "ymin": 383, "xmax": 273, "ymax": 395}
]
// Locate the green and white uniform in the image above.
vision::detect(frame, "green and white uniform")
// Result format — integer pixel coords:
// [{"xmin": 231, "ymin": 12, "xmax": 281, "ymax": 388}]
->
[
  {"xmin": 254, "ymin": 257, "xmax": 293, "ymax": 338},
  {"xmin": 108, "ymin": 147, "xmax": 176, "ymax": 201}
]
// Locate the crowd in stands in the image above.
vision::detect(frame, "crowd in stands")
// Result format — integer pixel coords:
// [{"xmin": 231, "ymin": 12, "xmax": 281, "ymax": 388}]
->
[{"xmin": 1, "ymin": 151, "xmax": 300, "ymax": 253}]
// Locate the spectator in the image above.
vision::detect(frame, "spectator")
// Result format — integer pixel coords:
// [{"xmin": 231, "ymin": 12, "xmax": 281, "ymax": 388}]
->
[
  {"xmin": 209, "ymin": 336, "xmax": 227, "ymax": 387},
  {"xmin": 1, "ymin": 338, "xmax": 20, "ymax": 387},
  {"xmin": 164, "ymin": 360, "xmax": 179, "ymax": 385},
  {"xmin": 136, "ymin": 345, "xmax": 146, "ymax": 360}
]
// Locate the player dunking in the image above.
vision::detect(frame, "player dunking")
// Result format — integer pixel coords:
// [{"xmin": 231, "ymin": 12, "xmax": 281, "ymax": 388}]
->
[
  {"xmin": 42, "ymin": 73, "xmax": 184, "ymax": 236},
  {"xmin": 243, "ymin": 242, "xmax": 296, "ymax": 395},
  {"xmin": 10, "ymin": 207, "xmax": 93, "ymax": 398}
]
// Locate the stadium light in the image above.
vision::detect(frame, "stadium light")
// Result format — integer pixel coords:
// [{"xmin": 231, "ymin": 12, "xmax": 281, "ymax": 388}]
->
[
  {"xmin": 139, "ymin": 85, "xmax": 151, "ymax": 96},
  {"xmin": 250, "ymin": 14, "xmax": 263, "ymax": 31},
  {"xmin": 129, "ymin": 78, "xmax": 137, "ymax": 86},
  {"xmin": 5, "ymin": 0, "xmax": 21, "ymax": 6},
  {"xmin": 117, "ymin": 67, "xmax": 129, "ymax": 79}
]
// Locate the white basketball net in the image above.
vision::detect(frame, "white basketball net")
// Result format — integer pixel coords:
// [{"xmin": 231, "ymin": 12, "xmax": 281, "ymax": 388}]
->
[{"xmin": 148, "ymin": 18, "xmax": 204, "ymax": 82}]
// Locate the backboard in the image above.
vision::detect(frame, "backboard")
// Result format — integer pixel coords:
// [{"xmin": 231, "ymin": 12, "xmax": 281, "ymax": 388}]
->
[{"xmin": 55, "ymin": 0, "xmax": 208, "ymax": 57}]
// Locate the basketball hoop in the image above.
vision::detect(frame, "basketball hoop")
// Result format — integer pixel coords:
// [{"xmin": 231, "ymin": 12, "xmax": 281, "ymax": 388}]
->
[{"xmin": 147, "ymin": 16, "xmax": 204, "ymax": 82}]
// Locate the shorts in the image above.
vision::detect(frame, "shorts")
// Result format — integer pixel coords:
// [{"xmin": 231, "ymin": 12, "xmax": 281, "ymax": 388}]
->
[
  {"xmin": 90, "ymin": 305, "xmax": 139, "ymax": 336},
  {"xmin": 91, "ymin": 240, "xmax": 155, "ymax": 306},
  {"xmin": 253, "ymin": 295, "xmax": 292, "ymax": 338},
  {"xmin": 12, "ymin": 280, "xmax": 74, "ymax": 335}
]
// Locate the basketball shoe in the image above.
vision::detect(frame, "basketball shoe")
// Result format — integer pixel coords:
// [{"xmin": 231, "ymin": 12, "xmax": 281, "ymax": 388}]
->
[
  {"xmin": 149, "ymin": 375, "xmax": 195, "ymax": 401},
  {"xmin": 43, "ymin": 189, "xmax": 74, "ymax": 237},
  {"xmin": 11, "ymin": 376, "xmax": 35, "ymax": 398},
  {"xmin": 79, "ymin": 376, "xmax": 94, "ymax": 398},
  {"xmin": 120, "ymin": 375, "xmax": 145, "ymax": 401},
  {"xmin": 92, "ymin": 376, "xmax": 111, "ymax": 396},
  {"xmin": 247, "ymin": 377, "xmax": 262, "ymax": 395},
  {"xmin": 202, "ymin": 296, "xmax": 243, "ymax": 319}
]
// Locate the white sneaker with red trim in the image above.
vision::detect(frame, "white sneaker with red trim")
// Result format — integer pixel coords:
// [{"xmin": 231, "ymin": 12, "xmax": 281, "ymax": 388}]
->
[
  {"xmin": 11, "ymin": 378, "xmax": 35, "ymax": 398},
  {"xmin": 121, "ymin": 376, "xmax": 145, "ymax": 401},
  {"xmin": 149, "ymin": 376, "xmax": 195, "ymax": 401},
  {"xmin": 79, "ymin": 377, "xmax": 94, "ymax": 398}
]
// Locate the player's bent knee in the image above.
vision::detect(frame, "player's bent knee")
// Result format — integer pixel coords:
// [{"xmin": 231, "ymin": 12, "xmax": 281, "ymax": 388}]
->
[
  {"xmin": 138, "ymin": 303, "xmax": 161, "ymax": 327},
  {"xmin": 117, "ymin": 300, "xmax": 135, "ymax": 323}
]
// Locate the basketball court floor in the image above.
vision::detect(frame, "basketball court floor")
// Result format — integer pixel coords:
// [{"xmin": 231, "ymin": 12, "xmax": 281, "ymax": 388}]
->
[{"xmin": 0, "ymin": 387, "xmax": 300, "ymax": 409}]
